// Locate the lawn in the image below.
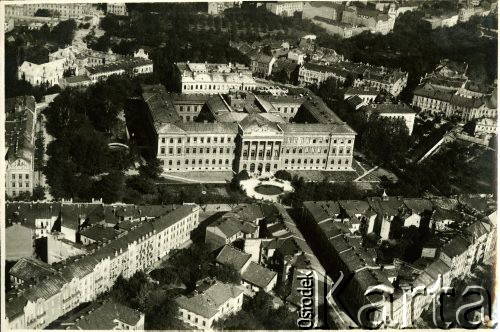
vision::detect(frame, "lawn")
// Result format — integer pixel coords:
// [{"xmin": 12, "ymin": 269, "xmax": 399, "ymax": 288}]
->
[{"xmin": 254, "ymin": 184, "xmax": 284, "ymax": 195}]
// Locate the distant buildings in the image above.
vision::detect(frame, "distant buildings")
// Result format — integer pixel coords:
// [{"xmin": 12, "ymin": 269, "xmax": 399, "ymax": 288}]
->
[
  {"xmin": 302, "ymin": 1, "xmax": 397, "ymax": 37},
  {"xmin": 250, "ymin": 54, "xmax": 276, "ymax": 77},
  {"xmin": 175, "ymin": 62, "xmax": 257, "ymax": 94},
  {"xmin": 412, "ymin": 60, "xmax": 497, "ymax": 121},
  {"xmin": 83, "ymin": 58, "xmax": 154, "ymax": 83},
  {"xmin": 342, "ymin": 4, "xmax": 396, "ymax": 35},
  {"xmin": 176, "ymin": 281, "xmax": 244, "ymax": 329},
  {"xmin": 265, "ymin": 1, "xmax": 304, "ymax": 17},
  {"xmin": 475, "ymin": 117, "xmax": 497, "ymax": 136},
  {"xmin": 107, "ymin": 3, "xmax": 128, "ymax": 16},
  {"xmin": 299, "ymin": 61, "xmax": 408, "ymax": 96},
  {"xmin": 5, "ymin": 204, "xmax": 200, "ymax": 329},
  {"xmin": 208, "ymin": 2, "xmax": 236, "ymax": 15},
  {"xmin": 5, "ymin": 96, "xmax": 36, "ymax": 198},
  {"xmin": 141, "ymin": 84, "xmax": 356, "ymax": 175},
  {"xmin": 18, "ymin": 47, "xmax": 153, "ymax": 87},
  {"xmin": 5, "ymin": 3, "xmax": 92, "ymax": 18}
]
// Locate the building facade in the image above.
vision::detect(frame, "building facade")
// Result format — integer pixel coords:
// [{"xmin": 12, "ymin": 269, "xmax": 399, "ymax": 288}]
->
[
  {"xmin": 142, "ymin": 85, "xmax": 356, "ymax": 175},
  {"xmin": 175, "ymin": 62, "xmax": 257, "ymax": 94},
  {"xmin": 265, "ymin": 2, "xmax": 304, "ymax": 17},
  {"xmin": 107, "ymin": 3, "xmax": 128, "ymax": 16},
  {"xmin": 5, "ymin": 96, "xmax": 36, "ymax": 198},
  {"xmin": 6, "ymin": 3, "xmax": 92, "ymax": 18}
]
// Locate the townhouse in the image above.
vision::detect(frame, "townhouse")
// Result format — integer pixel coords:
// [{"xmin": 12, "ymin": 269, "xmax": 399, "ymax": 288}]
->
[{"xmin": 5, "ymin": 204, "xmax": 200, "ymax": 329}]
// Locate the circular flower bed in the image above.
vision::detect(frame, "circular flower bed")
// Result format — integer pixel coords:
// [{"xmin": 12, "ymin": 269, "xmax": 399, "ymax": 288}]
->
[{"xmin": 254, "ymin": 184, "xmax": 284, "ymax": 195}]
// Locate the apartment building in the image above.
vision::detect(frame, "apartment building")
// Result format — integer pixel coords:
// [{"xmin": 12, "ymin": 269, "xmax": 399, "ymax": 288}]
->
[
  {"xmin": 5, "ymin": 96, "xmax": 36, "ymax": 198},
  {"xmin": 5, "ymin": 3, "xmax": 92, "ymax": 18},
  {"xmin": 299, "ymin": 61, "xmax": 408, "ymax": 96},
  {"xmin": 5, "ymin": 204, "xmax": 200, "ymax": 329},
  {"xmin": 301, "ymin": 194, "xmax": 495, "ymax": 327}
]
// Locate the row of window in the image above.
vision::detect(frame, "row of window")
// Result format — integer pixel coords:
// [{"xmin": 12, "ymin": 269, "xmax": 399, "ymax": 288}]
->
[
  {"xmin": 160, "ymin": 147, "xmax": 234, "ymax": 155},
  {"xmin": 182, "ymin": 83, "xmax": 254, "ymax": 91},
  {"xmin": 242, "ymin": 150, "xmax": 279, "ymax": 158},
  {"xmin": 177, "ymin": 105, "xmax": 202, "ymax": 113},
  {"xmin": 284, "ymin": 158, "xmax": 350, "ymax": 165},
  {"xmin": 11, "ymin": 174, "xmax": 30, "ymax": 179},
  {"xmin": 164, "ymin": 159, "xmax": 232, "ymax": 166},
  {"xmin": 11, "ymin": 182, "xmax": 30, "ymax": 188},
  {"xmin": 285, "ymin": 137, "xmax": 352, "ymax": 145},
  {"xmin": 161, "ymin": 136, "xmax": 233, "ymax": 144}
]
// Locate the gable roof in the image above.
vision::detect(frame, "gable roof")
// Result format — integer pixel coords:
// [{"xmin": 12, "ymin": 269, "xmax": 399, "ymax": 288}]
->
[
  {"xmin": 216, "ymin": 245, "xmax": 251, "ymax": 272},
  {"xmin": 175, "ymin": 282, "xmax": 244, "ymax": 318},
  {"xmin": 241, "ymin": 261, "xmax": 277, "ymax": 289}
]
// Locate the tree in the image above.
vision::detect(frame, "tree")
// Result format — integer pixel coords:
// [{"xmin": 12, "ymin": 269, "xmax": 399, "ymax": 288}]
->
[
  {"xmin": 34, "ymin": 131, "xmax": 45, "ymax": 172},
  {"xmin": 274, "ymin": 170, "xmax": 292, "ymax": 181},
  {"xmin": 230, "ymin": 170, "xmax": 250, "ymax": 191},
  {"xmin": 34, "ymin": 9, "xmax": 52, "ymax": 17},
  {"xmin": 32, "ymin": 185, "xmax": 46, "ymax": 201},
  {"xmin": 138, "ymin": 158, "xmax": 163, "ymax": 180}
]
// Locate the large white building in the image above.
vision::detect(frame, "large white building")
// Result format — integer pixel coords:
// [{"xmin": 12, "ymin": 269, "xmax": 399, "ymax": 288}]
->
[
  {"xmin": 142, "ymin": 85, "xmax": 357, "ymax": 175},
  {"xmin": 265, "ymin": 1, "xmax": 304, "ymax": 17},
  {"xmin": 175, "ymin": 62, "xmax": 257, "ymax": 95},
  {"xmin": 18, "ymin": 59, "xmax": 66, "ymax": 87},
  {"xmin": 107, "ymin": 3, "xmax": 128, "ymax": 16},
  {"xmin": 6, "ymin": 3, "xmax": 92, "ymax": 18}
]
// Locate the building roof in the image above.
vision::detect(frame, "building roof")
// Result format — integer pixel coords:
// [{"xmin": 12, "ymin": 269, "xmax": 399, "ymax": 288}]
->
[
  {"xmin": 403, "ymin": 198, "xmax": 433, "ymax": 214},
  {"xmin": 6, "ymin": 202, "xmax": 60, "ymax": 229},
  {"xmin": 85, "ymin": 57, "xmax": 152, "ymax": 75},
  {"xmin": 5, "ymin": 97, "xmax": 36, "ymax": 163},
  {"xmin": 362, "ymin": 103, "xmax": 416, "ymax": 114},
  {"xmin": 175, "ymin": 282, "xmax": 244, "ymax": 318},
  {"xmin": 441, "ymin": 235, "xmax": 470, "ymax": 258},
  {"xmin": 241, "ymin": 261, "xmax": 277, "ymax": 289},
  {"xmin": 216, "ymin": 245, "xmax": 251, "ymax": 272},
  {"xmin": 67, "ymin": 301, "xmax": 143, "ymax": 329},
  {"xmin": 9, "ymin": 257, "xmax": 56, "ymax": 283},
  {"xmin": 345, "ymin": 86, "xmax": 380, "ymax": 96},
  {"xmin": 424, "ymin": 259, "xmax": 451, "ymax": 279},
  {"xmin": 367, "ymin": 196, "xmax": 405, "ymax": 217},
  {"xmin": 303, "ymin": 201, "xmax": 341, "ymax": 223}
]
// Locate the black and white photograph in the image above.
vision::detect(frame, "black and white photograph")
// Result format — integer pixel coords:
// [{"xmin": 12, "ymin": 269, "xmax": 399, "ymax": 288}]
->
[{"xmin": 1, "ymin": 0, "xmax": 498, "ymax": 330}]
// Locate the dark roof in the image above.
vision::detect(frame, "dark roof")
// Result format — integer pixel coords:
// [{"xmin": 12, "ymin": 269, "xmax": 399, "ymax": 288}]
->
[
  {"xmin": 68, "ymin": 301, "xmax": 143, "ymax": 329},
  {"xmin": 85, "ymin": 58, "xmax": 152, "ymax": 75},
  {"xmin": 175, "ymin": 282, "xmax": 243, "ymax": 318},
  {"xmin": 303, "ymin": 201, "xmax": 341, "ymax": 223},
  {"xmin": 9, "ymin": 257, "xmax": 56, "ymax": 282},
  {"xmin": 403, "ymin": 198, "xmax": 433, "ymax": 214},
  {"xmin": 361, "ymin": 103, "xmax": 416, "ymax": 114},
  {"xmin": 216, "ymin": 245, "xmax": 251, "ymax": 272},
  {"xmin": 441, "ymin": 236, "xmax": 470, "ymax": 258},
  {"xmin": 367, "ymin": 196, "xmax": 405, "ymax": 217},
  {"xmin": 241, "ymin": 261, "xmax": 277, "ymax": 289}
]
